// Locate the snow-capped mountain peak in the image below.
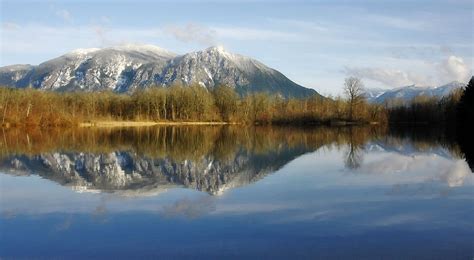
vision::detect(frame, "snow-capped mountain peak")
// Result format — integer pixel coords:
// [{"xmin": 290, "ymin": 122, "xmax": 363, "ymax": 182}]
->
[
  {"xmin": 68, "ymin": 48, "xmax": 101, "ymax": 56},
  {"xmin": 0, "ymin": 44, "xmax": 318, "ymax": 98},
  {"xmin": 205, "ymin": 45, "xmax": 228, "ymax": 54},
  {"xmin": 365, "ymin": 81, "xmax": 466, "ymax": 104}
]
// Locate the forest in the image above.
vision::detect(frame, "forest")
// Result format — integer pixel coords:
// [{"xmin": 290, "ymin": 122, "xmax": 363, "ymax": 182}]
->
[
  {"xmin": 0, "ymin": 76, "xmax": 472, "ymax": 128},
  {"xmin": 0, "ymin": 83, "xmax": 386, "ymax": 127}
]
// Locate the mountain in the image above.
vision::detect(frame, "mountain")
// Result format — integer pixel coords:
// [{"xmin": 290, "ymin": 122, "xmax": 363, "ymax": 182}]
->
[
  {"xmin": 365, "ymin": 81, "xmax": 466, "ymax": 104},
  {"xmin": 0, "ymin": 44, "xmax": 319, "ymax": 98}
]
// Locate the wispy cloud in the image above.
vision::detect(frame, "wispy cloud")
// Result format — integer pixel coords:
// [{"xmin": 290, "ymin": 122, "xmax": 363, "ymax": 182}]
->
[
  {"xmin": 387, "ymin": 45, "xmax": 452, "ymax": 60},
  {"xmin": 1, "ymin": 23, "xmax": 165, "ymax": 56},
  {"xmin": 164, "ymin": 23, "xmax": 217, "ymax": 45},
  {"xmin": 365, "ymin": 14, "xmax": 427, "ymax": 31},
  {"xmin": 344, "ymin": 66, "xmax": 432, "ymax": 87},
  {"xmin": 212, "ymin": 26, "xmax": 298, "ymax": 41},
  {"xmin": 266, "ymin": 18, "xmax": 328, "ymax": 32},
  {"xmin": 55, "ymin": 9, "xmax": 73, "ymax": 23},
  {"xmin": 1, "ymin": 22, "xmax": 20, "ymax": 31},
  {"xmin": 55, "ymin": 216, "xmax": 73, "ymax": 231},
  {"xmin": 49, "ymin": 4, "xmax": 73, "ymax": 23},
  {"xmin": 97, "ymin": 22, "xmax": 300, "ymax": 47}
]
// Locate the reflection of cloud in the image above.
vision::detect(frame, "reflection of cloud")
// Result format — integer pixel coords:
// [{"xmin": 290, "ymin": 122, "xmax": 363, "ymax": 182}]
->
[
  {"xmin": 162, "ymin": 196, "xmax": 215, "ymax": 219},
  {"xmin": 360, "ymin": 154, "xmax": 413, "ymax": 174},
  {"xmin": 1, "ymin": 209, "xmax": 17, "ymax": 219},
  {"xmin": 214, "ymin": 203, "xmax": 301, "ymax": 215},
  {"xmin": 92, "ymin": 197, "xmax": 109, "ymax": 223},
  {"xmin": 55, "ymin": 216, "xmax": 73, "ymax": 231},
  {"xmin": 373, "ymin": 213, "xmax": 423, "ymax": 226},
  {"xmin": 386, "ymin": 182, "xmax": 450, "ymax": 197},
  {"xmin": 360, "ymin": 154, "xmax": 472, "ymax": 190},
  {"xmin": 441, "ymin": 160, "xmax": 471, "ymax": 187}
]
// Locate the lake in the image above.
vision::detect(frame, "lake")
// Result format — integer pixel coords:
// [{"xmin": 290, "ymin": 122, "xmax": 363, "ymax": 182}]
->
[{"xmin": 0, "ymin": 126, "xmax": 473, "ymax": 259}]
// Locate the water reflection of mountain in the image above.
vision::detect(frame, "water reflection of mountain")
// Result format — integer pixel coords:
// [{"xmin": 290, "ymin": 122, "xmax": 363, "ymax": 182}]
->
[
  {"xmin": 0, "ymin": 125, "xmax": 468, "ymax": 195},
  {"xmin": 1, "ymin": 126, "xmax": 349, "ymax": 195},
  {"xmin": 2, "ymin": 147, "xmax": 314, "ymax": 196}
]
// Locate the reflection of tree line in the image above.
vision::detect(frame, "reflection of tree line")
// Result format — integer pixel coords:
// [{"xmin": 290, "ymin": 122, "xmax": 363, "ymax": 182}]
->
[
  {"xmin": 343, "ymin": 125, "xmax": 471, "ymax": 170},
  {"xmin": 387, "ymin": 125, "xmax": 463, "ymax": 157},
  {"xmin": 1, "ymin": 124, "xmax": 470, "ymax": 178},
  {"xmin": 0, "ymin": 126, "xmax": 385, "ymax": 195},
  {"xmin": 0, "ymin": 126, "xmax": 384, "ymax": 161}
]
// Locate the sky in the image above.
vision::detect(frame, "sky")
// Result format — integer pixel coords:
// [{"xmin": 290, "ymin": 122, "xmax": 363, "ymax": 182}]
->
[{"xmin": 0, "ymin": 0, "xmax": 473, "ymax": 95}]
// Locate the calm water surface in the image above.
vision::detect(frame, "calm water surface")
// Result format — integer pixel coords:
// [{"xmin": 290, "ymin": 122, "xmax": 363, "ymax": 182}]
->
[{"xmin": 0, "ymin": 126, "xmax": 473, "ymax": 259}]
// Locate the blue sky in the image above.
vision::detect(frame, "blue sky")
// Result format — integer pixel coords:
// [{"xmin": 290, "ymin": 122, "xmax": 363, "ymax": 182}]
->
[{"xmin": 0, "ymin": 0, "xmax": 472, "ymax": 95}]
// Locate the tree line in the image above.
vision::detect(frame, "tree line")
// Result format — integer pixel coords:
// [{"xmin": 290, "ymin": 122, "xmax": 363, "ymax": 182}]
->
[
  {"xmin": 0, "ymin": 82, "xmax": 387, "ymax": 127},
  {"xmin": 386, "ymin": 88, "xmax": 463, "ymax": 124},
  {"xmin": 2, "ymin": 76, "xmax": 471, "ymax": 128},
  {"xmin": 386, "ymin": 76, "xmax": 473, "ymax": 126}
]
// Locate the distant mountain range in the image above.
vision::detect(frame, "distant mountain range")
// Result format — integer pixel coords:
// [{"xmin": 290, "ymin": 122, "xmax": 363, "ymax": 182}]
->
[
  {"xmin": 365, "ymin": 81, "xmax": 466, "ymax": 104},
  {"xmin": 0, "ymin": 44, "xmax": 319, "ymax": 98}
]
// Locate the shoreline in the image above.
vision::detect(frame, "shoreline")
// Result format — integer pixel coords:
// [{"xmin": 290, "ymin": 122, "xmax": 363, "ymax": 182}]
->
[
  {"xmin": 78, "ymin": 121, "xmax": 239, "ymax": 127},
  {"xmin": 1, "ymin": 120, "xmax": 379, "ymax": 128}
]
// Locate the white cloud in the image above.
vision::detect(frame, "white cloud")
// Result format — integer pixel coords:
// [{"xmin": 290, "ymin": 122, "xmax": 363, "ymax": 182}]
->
[
  {"xmin": 344, "ymin": 67, "xmax": 431, "ymax": 87},
  {"xmin": 344, "ymin": 54, "xmax": 472, "ymax": 87},
  {"xmin": 164, "ymin": 23, "xmax": 217, "ymax": 46},
  {"xmin": 438, "ymin": 55, "xmax": 471, "ymax": 83},
  {"xmin": 1, "ymin": 22, "xmax": 20, "ymax": 31}
]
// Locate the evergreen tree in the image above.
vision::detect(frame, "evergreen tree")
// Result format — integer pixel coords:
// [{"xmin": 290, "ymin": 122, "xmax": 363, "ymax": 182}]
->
[{"xmin": 456, "ymin": 76, "xmax": 474, "ymax": 170}]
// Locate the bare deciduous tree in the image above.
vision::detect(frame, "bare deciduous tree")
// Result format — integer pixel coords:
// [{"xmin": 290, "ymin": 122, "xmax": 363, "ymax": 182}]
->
[{"xmin": 344, "ymin": 77, "xmax": 365, "ymax": 121}]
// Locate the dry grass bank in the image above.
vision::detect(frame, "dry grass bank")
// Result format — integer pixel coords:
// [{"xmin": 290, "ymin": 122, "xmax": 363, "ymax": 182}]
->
[{"xmin": 79, "ymin": 121, "xmax": 238, "ymax": 127}]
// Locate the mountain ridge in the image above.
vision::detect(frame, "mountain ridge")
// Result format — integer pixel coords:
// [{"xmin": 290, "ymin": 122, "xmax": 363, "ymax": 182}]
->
[
  {"xmin": 364, "ymin": 81, "xmax": 466, "ymax": 104},
  {"xmin": 0, "ymin": 44, "xmax": 319, "ymax": 98}
]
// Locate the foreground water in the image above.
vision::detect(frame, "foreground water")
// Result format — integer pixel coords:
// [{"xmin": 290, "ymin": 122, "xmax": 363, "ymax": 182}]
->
[{"xmin": 0, "ymin": 126, "xmax": 473, "ymax": 259}]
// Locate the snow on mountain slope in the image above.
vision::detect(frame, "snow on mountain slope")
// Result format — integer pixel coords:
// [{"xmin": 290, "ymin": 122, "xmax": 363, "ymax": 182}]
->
[
  {"xmin": 0, "ymin": 64, "xmax": 35, "ymax": 88},
  {"xmin": 365, "ymin": 81, "xmax": 466, "ymax": 104},
  {"xmin": 363, "ymin": 88, "xmax": 386, "ymax": 103},
  {"xmin": 28, "ymin": 44, "xmax": 176, "ymax": 92},
  {"xmin": 0, "ymin": 45, "xmax": 318, "ymax": 98}
]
